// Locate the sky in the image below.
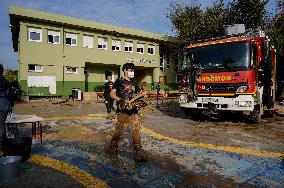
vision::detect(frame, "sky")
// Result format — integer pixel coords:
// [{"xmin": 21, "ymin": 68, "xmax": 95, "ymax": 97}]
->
[{"xmin": 0, "ymin": 0, "xmax": 279, "ymax": 70}]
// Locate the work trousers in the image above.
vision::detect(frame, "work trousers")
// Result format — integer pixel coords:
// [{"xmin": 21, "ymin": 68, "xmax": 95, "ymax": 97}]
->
[{"xmin": 111, "ymin": 113, "xmax": 141, "ymax": 147}]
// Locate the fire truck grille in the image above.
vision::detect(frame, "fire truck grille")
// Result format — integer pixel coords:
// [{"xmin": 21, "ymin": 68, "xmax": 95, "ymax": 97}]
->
[{"xmin": 198, "ymin": 83, "xmax": 247, "ymax": 93}]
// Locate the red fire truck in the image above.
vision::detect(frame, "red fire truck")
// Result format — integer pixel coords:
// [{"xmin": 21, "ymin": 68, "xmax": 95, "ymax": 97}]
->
[{"xmin": 179, "ymin": 31, "xmax": 277, "ymax": 123}]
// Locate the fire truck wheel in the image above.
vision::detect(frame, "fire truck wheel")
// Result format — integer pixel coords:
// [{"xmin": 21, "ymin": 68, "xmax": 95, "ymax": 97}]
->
[
  {"xmin": 189, "ymin": 109, "xmax": 204, "ymax": 121},
  {"xmin": 249, "ymin": 104, "xmax": 262, "ymax": 124}
]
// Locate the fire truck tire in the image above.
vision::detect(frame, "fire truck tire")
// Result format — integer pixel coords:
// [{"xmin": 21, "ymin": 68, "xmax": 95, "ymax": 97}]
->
[
  {"xmin": 249, "ymin": 104, "xmax": 262, "ymax": 124},
  {"xmin": 182, "ymin": 108, "xmax": 203, "ymax": 120},
  {"xmin": 190, "ymin": 109, "xmax": 203, "ymax": 121}
]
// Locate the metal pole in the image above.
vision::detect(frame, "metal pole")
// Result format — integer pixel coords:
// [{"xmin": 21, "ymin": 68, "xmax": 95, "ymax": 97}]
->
[{"xmin": 156, "ymin": 90, "xmax": 159, "ymax": 108}]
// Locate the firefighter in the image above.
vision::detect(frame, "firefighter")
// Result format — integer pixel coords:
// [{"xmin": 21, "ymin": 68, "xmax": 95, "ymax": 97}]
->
[
  {"xmin": 103, "ymin": 71, "xmax": 115, "ymax": 119},
  {"xmin": 186, "ymin": 53, "xmax": 201, "ymax": 101},
  {"xmin": 109, "ymin": 63, "xmax": 149, "ymax": 162},
  {"xmin": 0, "ymin": 64, "xmax": 11, "ymax": 147}
]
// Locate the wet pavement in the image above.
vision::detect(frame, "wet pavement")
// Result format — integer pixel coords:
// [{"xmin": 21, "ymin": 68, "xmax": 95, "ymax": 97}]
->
[{"xmin": 8, "ymin": 101, "xmax": 284, "ymax": 187}]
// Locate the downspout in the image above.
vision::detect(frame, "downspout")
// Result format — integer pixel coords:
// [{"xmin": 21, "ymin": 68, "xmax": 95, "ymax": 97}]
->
[{"xmin": 62, "ymin": 26, "xmax": 65, "ymax": 98}]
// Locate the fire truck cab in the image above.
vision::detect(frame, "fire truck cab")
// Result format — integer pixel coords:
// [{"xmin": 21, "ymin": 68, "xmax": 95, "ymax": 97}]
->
[{"xmin": 179, "ymin": 31, "xmax": 276, "ymax": 123}]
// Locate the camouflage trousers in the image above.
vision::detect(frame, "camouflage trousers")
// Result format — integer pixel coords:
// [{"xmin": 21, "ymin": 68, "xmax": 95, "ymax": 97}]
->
[{"xmin": 111, "ymin": 113, "xmax": 141, "ymax": 147}]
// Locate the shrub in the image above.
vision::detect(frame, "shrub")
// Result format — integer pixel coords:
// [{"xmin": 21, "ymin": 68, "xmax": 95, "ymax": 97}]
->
[
  {"xmin": 161, "ymin": 85, "xmax": 172, "ymax": 91},
  {"xmin": 93, "ymin": 85, "xmax": 104, "ymax": 92}
]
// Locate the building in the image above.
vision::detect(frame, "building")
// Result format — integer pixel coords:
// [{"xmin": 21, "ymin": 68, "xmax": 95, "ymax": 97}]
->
[{"xmin": 9, "ymin": 6, "xmax": 178, "ymax": 99}]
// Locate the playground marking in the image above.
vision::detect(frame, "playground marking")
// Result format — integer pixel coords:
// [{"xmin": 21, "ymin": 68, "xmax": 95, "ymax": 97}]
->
[
  {"xmin": 43, "ymin": 116, "xmax": 284, "ymax": 160},
  {"xmin": 29, "ymin": 154, "xmax": 109, "ymax": 188},
  {"xmin": 140, "ymin": 126, "xmax": 284, "ymax": 160}
]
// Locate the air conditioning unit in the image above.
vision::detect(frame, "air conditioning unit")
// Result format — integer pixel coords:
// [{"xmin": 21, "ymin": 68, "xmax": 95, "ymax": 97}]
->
[{"xmin": 72, "ymin": 88, "xmax": 82, "ymax": 100}]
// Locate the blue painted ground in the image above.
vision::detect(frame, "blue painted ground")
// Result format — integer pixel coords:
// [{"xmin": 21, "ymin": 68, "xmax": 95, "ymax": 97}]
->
[{"xmin": 31, "ymin": 120, "xmax": 284, "ymax": 187}]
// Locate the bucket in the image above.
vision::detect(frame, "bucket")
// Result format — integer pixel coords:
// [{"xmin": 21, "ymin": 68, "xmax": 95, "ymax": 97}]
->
[
  {"xmin": 0, "ymin": 156, "xmax": 22, "ymax": 184},
  {"xmin": 2, "ymin": 137, "xmax": 32, "ymax": 161}
]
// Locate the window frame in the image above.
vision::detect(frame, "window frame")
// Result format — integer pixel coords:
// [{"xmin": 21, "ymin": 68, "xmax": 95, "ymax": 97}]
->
[
  {"xmin": 125, "ymin": 41, "xmax": 133, "ymax": 53},
  {"xmin": 166, "ymin": 53, "xmax": 171, "ymax": 69},
  {"xmin": 137, "ymin": 43, "xmax": 144, "ymax": 54},
  {"xmin": 83, "ymin": 35, "xmax": 94, "ymax": 48},
  {"xmin": 48, "ymin": 30, "xmax": 60, "ymax": 44},
  {"xmin": 28, "ymin": 27, "xmax": 42, "ymax": 42},
  {"xmin": 112, "ymin": 39, "xmax": 121, "ymax": 51},
  {"xmin": 28, "ymin": 64, "xmax": 43, "ymax": 72},
  {"xmin": 148, "ymin": 45, "xmax": 155, "ymax": 55},
  {"xmin": 66, "ymin": 66, "xmax": 78, "ymax": 74},
  {"xmin": 98, "ymin": 37, "xmax": 108, "ymax": 50},
  {"xmin": 65, "ymin": 33, "xmax": 77, "ymax": 46},
  {"xmin": 160, "ymin": 54, "xmax": 164, "ymax": 71}
]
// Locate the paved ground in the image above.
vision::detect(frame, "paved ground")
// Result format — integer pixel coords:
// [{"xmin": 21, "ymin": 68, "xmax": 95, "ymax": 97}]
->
[{"xmin": 2, "ymin": 100, "xmax": 284, "ymax": 187}]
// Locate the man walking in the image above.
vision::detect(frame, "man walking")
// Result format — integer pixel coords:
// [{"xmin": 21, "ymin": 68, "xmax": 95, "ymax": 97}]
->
[
  {"xmin": 109, "ymin": 63, "xmax": 149, "ymax": 162},
  {"xmin": 103, "ymin": 71, "xmax": 115, "ymax": 119}
]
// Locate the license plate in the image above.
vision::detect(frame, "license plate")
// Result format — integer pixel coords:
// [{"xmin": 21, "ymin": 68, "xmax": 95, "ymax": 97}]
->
[{"xmin": 202, "ymin": 98, "xmax": 219, "ymax": 103}]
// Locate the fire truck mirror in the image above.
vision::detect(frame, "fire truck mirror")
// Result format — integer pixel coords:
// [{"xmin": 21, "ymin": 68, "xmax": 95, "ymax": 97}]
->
[
  {"xmin": 262, "ymin": 40, "xmax": 270, "ymax": 60},
  {"xmin": 258, "ymin": 68, "xmax": 265, "ymax": 86}
]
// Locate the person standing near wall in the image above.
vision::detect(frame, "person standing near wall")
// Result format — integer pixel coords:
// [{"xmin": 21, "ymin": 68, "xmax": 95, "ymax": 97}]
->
[
  {"xmin": 103, "ymin": 71, "xmax": 115, "ymax": 119},
  {"xmin": 0, "ymin": 64, "xmax": 11, "ymax": 148}
]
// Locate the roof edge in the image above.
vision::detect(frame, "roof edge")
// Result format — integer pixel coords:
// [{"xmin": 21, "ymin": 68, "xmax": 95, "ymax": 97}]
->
[{"xmin": 9, "ymin": 6, "xmax": 176, "ymax": 42}]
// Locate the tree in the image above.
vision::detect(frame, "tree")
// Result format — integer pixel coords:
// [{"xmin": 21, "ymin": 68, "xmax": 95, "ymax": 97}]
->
[
  {"xmin": 168, "ymin": 0, "xmax": 226, "ymax": 44},
  {"xmin": 225, "ymin": 0, "xmax": 269, "ymax": 30},
  {"xmin": 203, "ymin": 1, "xmax": 226, "ymax": 39},
  {"xmin": 277, "ymin": 0, "xmax": 284, "ymax": 12},
  {"xmin": 168, "ymin": 0, "xmax": 270, "ymax": 43},
  {"xmin": 3, "ymin": 69, "xmax": 17, "ymax": 82},
  {"xmin": 168, "ymin": 2, "xmax": 203, "ymax": 44},
  {"xmin": 268, "ymin": 12, "xmax": 284, "ymax": 97}
]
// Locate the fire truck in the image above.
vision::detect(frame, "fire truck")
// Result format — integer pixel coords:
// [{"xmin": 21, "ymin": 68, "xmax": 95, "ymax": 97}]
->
[{"xmin": 179, "ymin": 29, "xmax": 277, "ymax": 123}]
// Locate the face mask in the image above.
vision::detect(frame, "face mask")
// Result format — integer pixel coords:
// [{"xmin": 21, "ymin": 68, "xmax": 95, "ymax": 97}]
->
[{"xmin": 127, "ymin": 71, "xmax": 134, "ymax": 78}]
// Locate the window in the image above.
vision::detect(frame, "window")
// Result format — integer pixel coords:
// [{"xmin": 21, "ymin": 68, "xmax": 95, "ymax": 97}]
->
[
  {"xmin": 166, "ymin": 53, "xmax": 171, "ymax": 69},
  {"xmin": 28, "ymin": 28, "xmax": 42, "ymax": 42},
  {"xmin": 66, "ymin": 67, "xmax": 78, "ymax": 74},
  {"xmin": 98, "ymin": 37, "xmax": 108, "ymax": 49},
  {"xmin": 137, "ymin": 43, "xmax": 144, "ymax": 54},
  {"xmin": 28, "ymin": 64, "xmax": 43, "ymax": 72},
  {"xmin": 112, "ymin": 39, "xmax": 121, "ymax": 51},
  {"xmin": 125, "ymin": 41, "xmax": 133, "ymax": 53},
  {"xmin": 160, "ymin": 54, "xmax": 164, "ymax": 71},
  {"xmin": 65, "ymin": 33, "xmax": 77, "ymax": 46},
  {"xmin": 48, "ymin": 30, "xmax": 60, "ymax": 44},
  {"xmin": 148, "ymin": 45, "xmax": 155, "ymax": 55},
  {"xmin": 83, "ymin": 35, "xmax": 93, "ymax": 48},
  {"xmin": 177, "ymin": 75, "xmax": 183, "ymax": 83}
]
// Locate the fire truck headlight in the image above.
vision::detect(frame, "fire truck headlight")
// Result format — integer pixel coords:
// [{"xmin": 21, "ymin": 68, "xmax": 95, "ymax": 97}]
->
[
  {"xmin": 236, "ymin": 86, "xmax": 249, "ymax": 93},
  {"xmin": 237, "ymin": 101, "xmax": 252, "ymax": 107}
]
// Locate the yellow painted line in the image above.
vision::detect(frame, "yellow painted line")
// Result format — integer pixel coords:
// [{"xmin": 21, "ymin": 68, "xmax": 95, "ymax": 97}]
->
[
  {"xmin": 140, "ymin": 126, "xmax": 284, "ymax": 160},
  {"xmin": 28, "ymin": 154, "xmax": 109, "ymax": 188},
  {"xmin": 210, "ymin": 93, "xmax": 235, "ymax": 96},
  {"xmin": 42, "ymin": 115, "xmax": 284, "ymax": 159},
  {"xmin": 44, "ymin": 114, "xmax": 107, "ymax": 121}
]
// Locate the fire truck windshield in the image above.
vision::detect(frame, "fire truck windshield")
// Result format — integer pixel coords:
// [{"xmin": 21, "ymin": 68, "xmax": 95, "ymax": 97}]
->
[{"xmin": 186, "ymin": 41, "xmax": 251, "ymax": 72}]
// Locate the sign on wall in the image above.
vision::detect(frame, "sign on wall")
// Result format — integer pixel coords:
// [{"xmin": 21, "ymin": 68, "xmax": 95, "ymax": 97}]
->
[{"xmin": 27, "ymin": 76, "xmax": 56, "ymax": 94}]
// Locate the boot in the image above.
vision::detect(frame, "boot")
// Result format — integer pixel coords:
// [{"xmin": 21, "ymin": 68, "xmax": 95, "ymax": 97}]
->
[{"xmin": 133, "ymin": 144, "xmax": 150, "ymax": 162}]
